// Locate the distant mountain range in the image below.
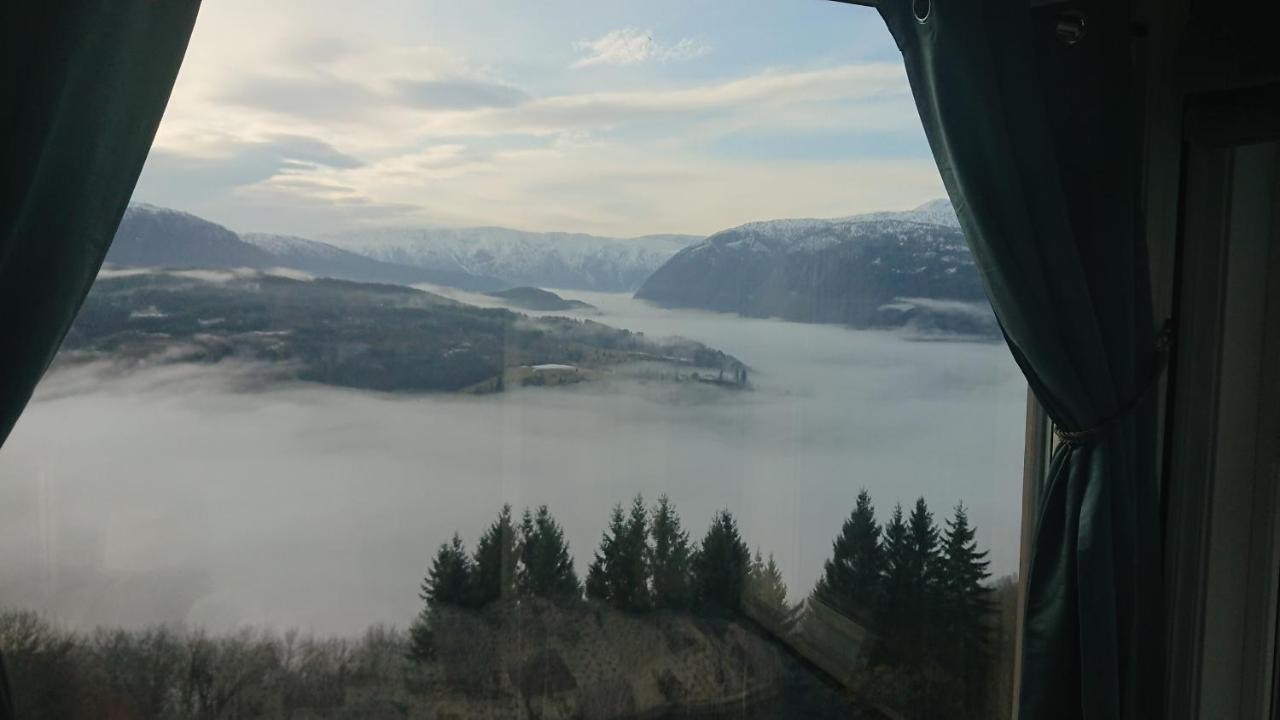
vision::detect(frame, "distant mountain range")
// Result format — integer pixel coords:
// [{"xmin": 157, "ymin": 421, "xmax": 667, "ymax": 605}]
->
[
  {"xmin": 107, "ymin": 205, "xmax": 505, "ymax": 291},
  {"xmin": 635, "ymin": 200, "xmax": 998, "ymax": 336},
  {"xmin": 321, "ymin": 227, "xmax": 697, "ymax": 293},
  {"xmin": 107, "ymin": 205, "xmax": 692, "ymax": 294},
  {"xmin": 106, "ymin": 201, "xmax": 994, "ymax": 336}
]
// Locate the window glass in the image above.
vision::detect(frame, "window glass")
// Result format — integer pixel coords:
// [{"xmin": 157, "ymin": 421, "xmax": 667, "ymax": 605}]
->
[{"xmin": 0, "ymin": 2, "xmax": 1026, "ymax": 718}]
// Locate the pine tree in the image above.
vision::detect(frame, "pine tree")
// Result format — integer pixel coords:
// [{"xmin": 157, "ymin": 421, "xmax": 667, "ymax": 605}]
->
[
  {"xmin": 812, "ymin": 489, "xmax": 883, "ymax": 625},
  {"xmin": 904, "ymin": 497, "xmax": 942, "ymax": 662},
  {"xmin": 471, "ymin": 504, "xmax": 518, "ymax": 607},
  {"xmin": 746, "ymin": 550, "xmax": 801, "ymax": 636},
  {"xmin": 586, "ymin": 504, "xmax": 626, "ymax": 603},
  {"xmin": 878, "ymin": 503, "xmax": 913, "ymax": 661},
  {"xmin": 650, "ymin": 494, "xmax": 692, "ymax": 610},
  {"xmin": 585, "ymin": 497, "xmax": 651, "ymax": 611},
  {"xmin": 906, "ymin": 497, "xmax": 941, "ymax": 602},
  {"xmin": 939, "ymin": 503, "xmax": 993, "ymax": 717},
  {"xmin": 691, "ymin": 510, "xmax": 751, "ymax": 615},
  {"xmin": 621, "ymin": 495, "xmax": 652, "ymax": 610},
  {"xmin": 518, "ymin": 505, "xmax": 581, "ymax": 601},
  {"xmin": 877, "ymin": 498, "xmax": 946, "ymax": 718},
  {"xmin": 408, "ymin": 533, "xmax": 472, "ymax": 661}
]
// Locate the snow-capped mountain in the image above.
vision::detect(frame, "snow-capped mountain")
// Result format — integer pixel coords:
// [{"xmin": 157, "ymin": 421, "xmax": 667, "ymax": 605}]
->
[
  {"xmin": 107, "ymin": 204, "xmax": 278, "ymax": 269},
  {"xmin": 322, "ymin": 227, "xmax": 698, "ymax": 292},
  {"xmin": 240, "ymin": 232, "xmax": 351, "ymax": 260},
  {"xmin": 634, "ymin": 200, "xmax": 996, "ymax": 335},
  {"xmin": 240, "ymin": 232, "xmax": 504, "ymax": 290},
  {"xmin": 104, "ymin": 205, "xmax": 503, "ymax": 291},
  {"xmin": 843, "ymin": 197, "xmax": 961, "ymax": 228}
]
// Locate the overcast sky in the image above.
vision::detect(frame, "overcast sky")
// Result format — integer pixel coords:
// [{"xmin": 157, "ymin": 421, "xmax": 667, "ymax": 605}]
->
[{"xmin": 132, "ymin": 0, "xmax": 943, "ymax": 238}]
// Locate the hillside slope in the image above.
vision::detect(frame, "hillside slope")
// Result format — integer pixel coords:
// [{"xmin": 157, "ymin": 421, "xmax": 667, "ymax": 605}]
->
[
  {"xmin": 105, "ymin": 205, "xmax": 503, "ymax": 291},
  {"xmin": 635, "ymin": 200, "xmax": 996, "ymax": 336},
  {"xmin": 324, "ymin": 227, "xmax": 697, "ymax": 292},
  {"xmin": 63, "ymin": 270, "xmax": 742, "ymax": 393}
]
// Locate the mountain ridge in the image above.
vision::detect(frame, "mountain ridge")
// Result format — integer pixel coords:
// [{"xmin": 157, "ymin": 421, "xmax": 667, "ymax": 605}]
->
[
  {"xmin": 321, "ymin": 226, "xmax": 699, "ymax": 293},
  {"xmin": 106, "ymin": 205, "xmax": 506, "ymax": 291},
  {"xmin": 634, "ymin": 200, "xmax": 996, "ymax": 337}
]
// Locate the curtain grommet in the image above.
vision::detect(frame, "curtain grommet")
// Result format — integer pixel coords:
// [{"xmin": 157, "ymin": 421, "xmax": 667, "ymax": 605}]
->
[
  {"xmin": 1056, "ymin": 10, "xmax": 1087, "ymax": 45},
  {"xmin": 913, "ymin": 0, "xmax": 931, "ymax": 23}
]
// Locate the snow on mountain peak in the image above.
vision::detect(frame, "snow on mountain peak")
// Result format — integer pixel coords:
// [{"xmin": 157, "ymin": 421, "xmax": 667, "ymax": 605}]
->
[
  {"xmin": 320, "ymin": 226, "xmax": 700, "ymax": 292},
  {"xmin": 241, "ymin": 233, "xmax": 350, "ymax": 261}
]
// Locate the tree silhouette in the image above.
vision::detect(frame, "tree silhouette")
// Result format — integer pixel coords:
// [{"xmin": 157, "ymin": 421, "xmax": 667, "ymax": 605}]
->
[
  {"xmin": 621, "ymin": 495, "xmax": 652, "ymax": 610},
  {"xmin": 939, "ymin": 502, "xmax": 993, "ymax": 717},
  {"xmin": 409, "ymin": 533, "xmax": 471, "ymax": 661},
  {"xmin": 877, "ymin": 504, "xmax": 911, "ymax": 661},
  {"xmin": 746, "ymin": 550, "xmax": 801, "ymax": 636},
  {"xmin": 586, "ymin": 496, "xmax": 651, "ymax": 611},
  {"xmin": 812, "ymin": 488, "xmax": 883, "ymax": 625},
  {"xmin": 691, "ymin": 510, "xmax": 751, "ymax": 615},
  {"xmin": 650, "ymin": 494, "xmax": 692, "ymax": 610},
  {"xmin": 471, "ymin": 504, "xmax": 518, "ymax": 607},
  {"xmin": 586, "ymin": 504, "xmax": 624, "ymax": 603},
  {"xmin": 874, "ymin": 498, "xmax": 946, "ymax": 717},
  {"xmin": 517, "ymin": 505, "xmax": 581, "ymax": 601}
]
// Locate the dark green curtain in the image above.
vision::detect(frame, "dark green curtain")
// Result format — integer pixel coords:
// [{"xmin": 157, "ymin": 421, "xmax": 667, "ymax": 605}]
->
[
  {"xmin": 875, "ymin": 1, "xmax": 1161, "ymax": 718},
  {"xmin": 0, "ymin": 2, "xmax": 201, "ymax": 716}
]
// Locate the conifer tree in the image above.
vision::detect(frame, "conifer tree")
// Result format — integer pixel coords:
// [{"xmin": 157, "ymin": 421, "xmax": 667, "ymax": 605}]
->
[
  {"xmin": 586, "ymin": 504, "xmax": 625, "ymax": 603},
  {"xmin": 409, "ymin": 533, "xmax": 472, "ymax": 661},
  {"xmin": 621, "ymin": 495, "xmax": 652, "ymax": 610},
  {"xmin": 876, "ymin": 498, "xmax": 945, "ymax": 717},
  {"xmin": 518, "ymin": 505, "xmax": 581, "ymax": 601},
  {"xmin": 691, "ymin": 509, "xmax": 751, "ymax": 615},
  {"xmin": 471, "ymin": 504, "xmax": 518, "ymax": 607},
  {"xmin": 746, "ymin": 549, "xmax": 801, "ymax": 636},
  {"xmin": 903, "ymin": 497, "xmax": 942, "ymax": 661},
  {"xmin": 878, "ymin": 503, "xmax": 913, "ymax": 660},
  {"xmin": 812, "ymin": 489, "xmax": 883, "ymax": 625},
  {"xmin": 906, "ymin": 497, "xmax": 941, "ymax": 600},
  {"xmin": 586, "ymin": 497, "xmax": 651, "ymax": 611},
  {"xmin": 939, "ymin": 502, "xmax": 993, "ymax": 716},
  {"xmin": 650, "ymin": 494, "xmax": 692, "ymax": 609}
]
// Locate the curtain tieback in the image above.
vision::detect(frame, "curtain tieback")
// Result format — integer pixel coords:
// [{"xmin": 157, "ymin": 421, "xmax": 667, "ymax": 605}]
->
[{"xmin": 1054, "ymin": 319, "xmax": 1175, "ymax": 446}]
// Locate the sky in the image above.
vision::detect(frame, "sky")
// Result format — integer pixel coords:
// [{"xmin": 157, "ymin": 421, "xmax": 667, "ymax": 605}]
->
[{"xmin": 132, "ymin": 0, "xmax": 943, "ymax": 238}]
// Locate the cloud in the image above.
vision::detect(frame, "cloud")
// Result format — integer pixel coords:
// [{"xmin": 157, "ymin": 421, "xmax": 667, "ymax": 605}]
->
[
  {"xmin": 222, "ymin": 75, "xmax": 383, "ymax": 121},
  {"xmin": 483, "ymin": 64, "xmax": 909, "ymax": 136},
  {"xmin": 572, "ymin": 28, "xmax": 708, "ymax": 68},
  {"xmin": 133, "ymin": 134, "xmax": 364, "ymax": 213},
  {"xmin": 134, "ymin": 0, "xmax": 930, "ymax": 238},
  {"xmin": 267, "ymin": 134, "xmax": 364, "ymax": 169},
  {"xmin": 393, "ymin": 79, "xmax": 530, "ymax": 110},
  {"xmin": 136, "ymin": 58, "xmax": 931, "ymax": 237},
  {"xmin": 1, "ymin": 297, "xmax": 1025, "ymax": 633}
]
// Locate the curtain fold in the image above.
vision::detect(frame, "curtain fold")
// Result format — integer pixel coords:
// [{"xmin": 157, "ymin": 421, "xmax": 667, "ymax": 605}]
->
[
  {"xmin": 0, "ymin": 2, "xmax": 201, "ymax": 716},
  {"xmin": 875, "ymin": 1, "xmax": 1161, "ymax": 718}
]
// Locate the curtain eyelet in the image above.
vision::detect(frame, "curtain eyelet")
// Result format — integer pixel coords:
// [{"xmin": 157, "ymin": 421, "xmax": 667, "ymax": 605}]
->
[
  {"xmin": 1056, "ymin": 10, "xmax": 1087, "ymax": 45},
  {"xmin": 913, "ymin": 0, "xmax": 931, "ymax": 23}
]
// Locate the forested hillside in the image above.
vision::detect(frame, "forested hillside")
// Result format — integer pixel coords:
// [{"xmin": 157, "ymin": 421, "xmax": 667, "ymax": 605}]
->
[{"xmin": 61, "ymin": 271, "xmax": 744, "ymax": 394}]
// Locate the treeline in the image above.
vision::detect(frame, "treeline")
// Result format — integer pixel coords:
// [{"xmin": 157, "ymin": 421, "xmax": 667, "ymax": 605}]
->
[
  {"xmin": 1, "ymin": 491, "xmax": 1008, "ymax": 719},
  {"xmin": 408, "ymin": 497, "xmax": 797, "ymax": 660},
  {"xmin": 0, "ymin": 611, "xmax": 412, "ymax": 719},
  {"xmin": 409, "ymin": 492, "xmax": 1000, "ymax": 719},
  {"xmin": 807, "ymin": 490, "xmax": 996, "ymax": 718}
]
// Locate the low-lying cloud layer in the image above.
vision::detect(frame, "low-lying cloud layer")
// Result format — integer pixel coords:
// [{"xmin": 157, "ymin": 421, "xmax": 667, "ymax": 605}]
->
[{"xmin": 0, "ymin": 293, "xmax": 1024, "ymax": 636}]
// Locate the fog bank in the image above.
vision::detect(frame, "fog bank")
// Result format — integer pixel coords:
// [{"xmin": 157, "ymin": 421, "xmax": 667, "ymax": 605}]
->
[{"xmin": 0, "ymin": 292, "xmax": 1025, "ymax": 635}]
